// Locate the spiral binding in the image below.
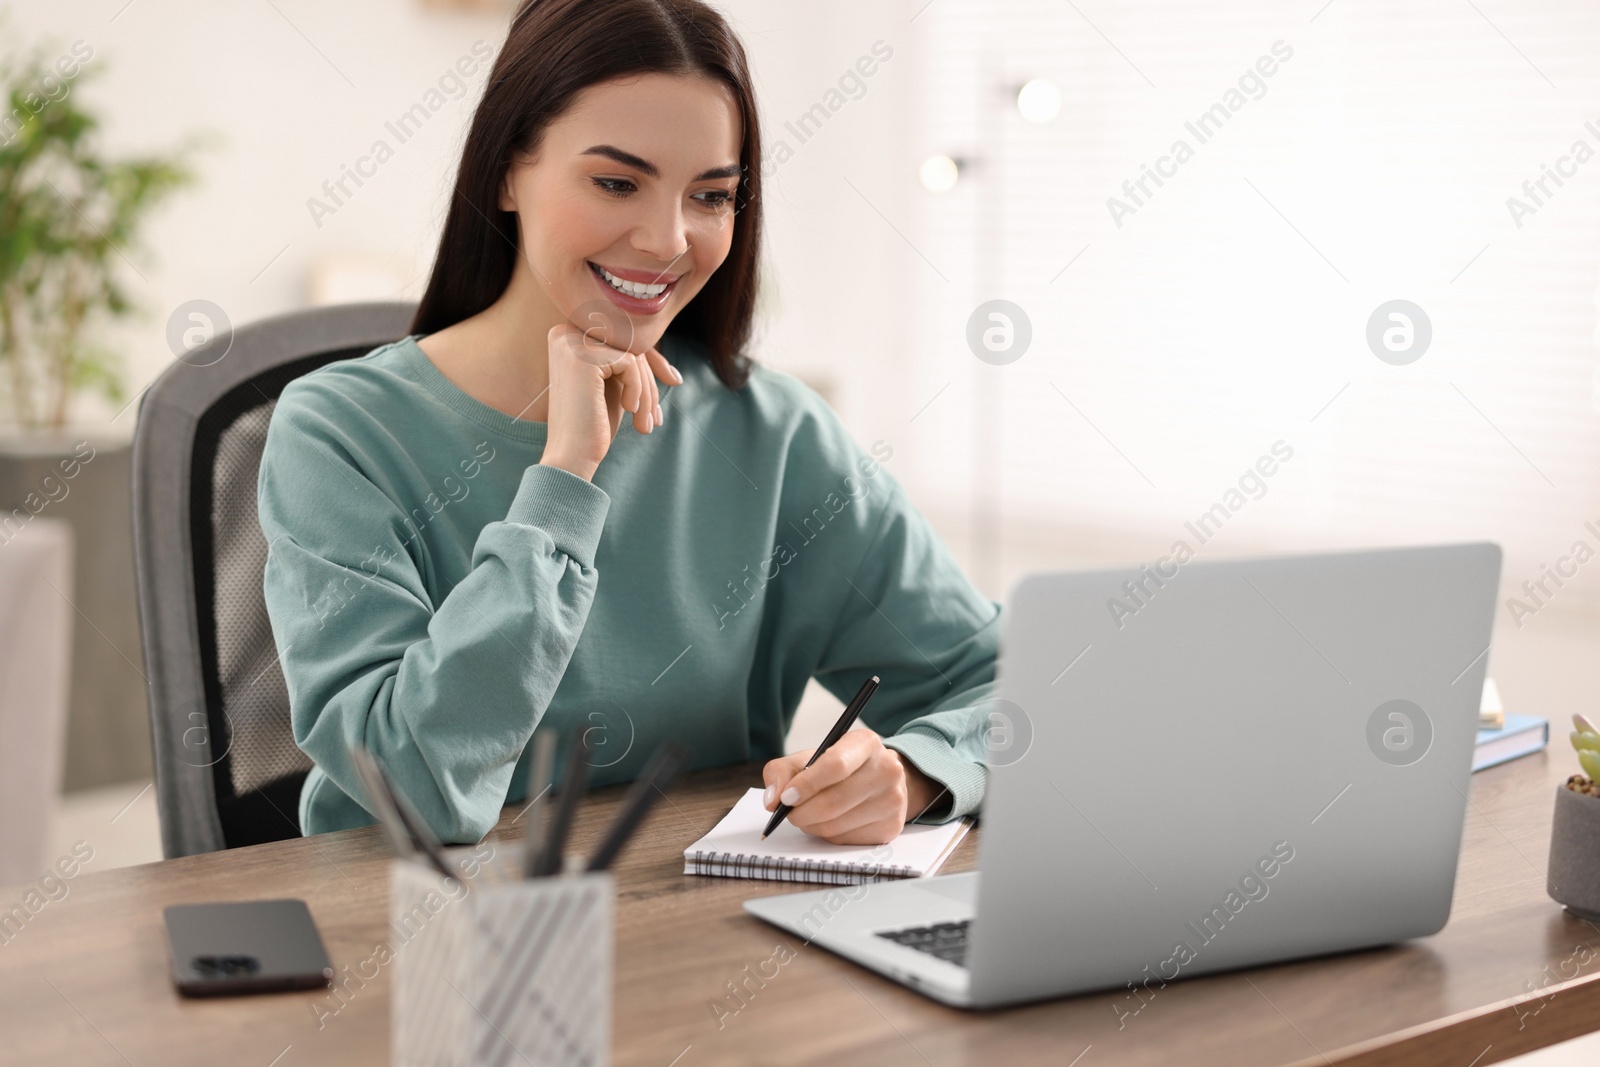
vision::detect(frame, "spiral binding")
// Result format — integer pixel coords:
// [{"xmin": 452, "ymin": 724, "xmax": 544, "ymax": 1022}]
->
[{"xmin": 684, "ymin": 850, "xmax": 919, "ymax": 885}]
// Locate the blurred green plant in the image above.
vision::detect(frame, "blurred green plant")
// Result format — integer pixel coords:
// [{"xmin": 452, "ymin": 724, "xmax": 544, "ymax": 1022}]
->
[
  {"xmin": 0, "ymin": 33, "xmax": 208, "ymax": 430},
  {"xmin": 1572, "ymin": 712, "xmax": 1600, "ymax": 783}
]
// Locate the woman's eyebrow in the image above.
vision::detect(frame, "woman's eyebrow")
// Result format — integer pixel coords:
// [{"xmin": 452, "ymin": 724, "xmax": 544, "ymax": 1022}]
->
[{"xmin": 581, "ymin": 144, "xmax": 740, "ymax": 182}]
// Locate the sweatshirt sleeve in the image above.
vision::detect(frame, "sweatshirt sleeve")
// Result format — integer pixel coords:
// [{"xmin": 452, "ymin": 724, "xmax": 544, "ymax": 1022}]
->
[
  {"xmin": 258, "ymin": 392, "xmax": 608, "ymax": 844},
  {"xmin": 812, "ymin": 475, "xmax": 1003, "ymax": 826}
]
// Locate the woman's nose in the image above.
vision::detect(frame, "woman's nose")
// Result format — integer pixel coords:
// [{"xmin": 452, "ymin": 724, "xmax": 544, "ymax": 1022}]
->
[{"xmin": 633, "ymin": 196, "xmax": 690, "ymax": 265}]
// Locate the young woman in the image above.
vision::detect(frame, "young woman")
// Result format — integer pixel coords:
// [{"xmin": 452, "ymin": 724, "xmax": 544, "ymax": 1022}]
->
[{"xmin": 258, "ymin": 0, "xmax": 1002, "ymax": 847}]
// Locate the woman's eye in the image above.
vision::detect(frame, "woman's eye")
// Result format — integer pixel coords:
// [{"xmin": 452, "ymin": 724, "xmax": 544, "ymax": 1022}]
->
[
  {"xmin": 592, "ymin": 177, "xmax": 634, "ymax": 198},
  {"xmin": 592, "ymin": 178, "xmax": 733, "ymax": 208}
]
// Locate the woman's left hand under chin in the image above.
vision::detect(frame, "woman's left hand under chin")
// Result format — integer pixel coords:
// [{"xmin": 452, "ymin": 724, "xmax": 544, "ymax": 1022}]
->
[{"xmin": 760, "ymin": 728, "xmax": 946, "ymax": 846}]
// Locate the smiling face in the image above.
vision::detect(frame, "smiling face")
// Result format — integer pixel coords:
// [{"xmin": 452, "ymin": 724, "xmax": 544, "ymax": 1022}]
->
[{"xmin": 498, "ymin": 71, "xmax": 744, "ymax": 355}]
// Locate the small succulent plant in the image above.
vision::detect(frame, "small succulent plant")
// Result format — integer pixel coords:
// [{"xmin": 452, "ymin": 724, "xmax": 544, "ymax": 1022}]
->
[{"xmin": 1570, "ymin": 712, "xmax": 1600, "ymax": 785}]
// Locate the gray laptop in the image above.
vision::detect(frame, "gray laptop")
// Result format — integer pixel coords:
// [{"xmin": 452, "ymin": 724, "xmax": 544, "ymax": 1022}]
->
[{"xmin": 744, "ymin": 542, "xmax": 1502, "ymax": 1008}]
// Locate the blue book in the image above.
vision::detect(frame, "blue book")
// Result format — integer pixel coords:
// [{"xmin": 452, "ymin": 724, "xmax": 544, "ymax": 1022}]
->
[{"xmin": 1473, "ymin": 713, "xmax": 1549, "ymax": 773}]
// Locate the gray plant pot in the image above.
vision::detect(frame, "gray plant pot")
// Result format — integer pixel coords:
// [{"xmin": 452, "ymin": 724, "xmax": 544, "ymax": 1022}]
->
[{"xmin": 1547, "ymin": 781, "xmax": 1600, "ymax": 921}]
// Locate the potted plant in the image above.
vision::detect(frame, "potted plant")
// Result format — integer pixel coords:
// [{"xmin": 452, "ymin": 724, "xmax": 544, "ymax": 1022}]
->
[
  {"xmin": 1547, "ymin": 713, "xmax": 1600, "ymax": 921},
  {"xmin": 0, "ymin": 26, "xmax": 207, "ymax": 789},
  {"xmin": 1, "ymin": 34, "xmax": 200, "ymax": 429}
]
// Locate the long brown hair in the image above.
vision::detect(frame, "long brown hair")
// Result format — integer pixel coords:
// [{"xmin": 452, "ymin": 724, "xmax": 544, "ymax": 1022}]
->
[{"xmin": 411, "ymin": 0, "xmax": 762, "ymax": 389}]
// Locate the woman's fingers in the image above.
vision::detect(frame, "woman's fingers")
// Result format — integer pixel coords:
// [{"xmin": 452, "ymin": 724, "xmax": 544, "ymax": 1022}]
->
[
  {"xmin": 761, "ymin": 752, "xmax": 810, "ymax": 810},
  {"xmin": 778, "ymin": 730, "xmax": 874, "ymax": 807},
  {"xmin": 771, "ymin": 731, "xmax": 911, "ymax": 845},
  {"xmin": 655, "ymin": 352, "xmax": 666, "ymax": 425},
  {"xmin": 590, "ymin": 344, "xmax": 673, "ymax": 434},
  {"xmin": 624, "ymin": 356, "xmax": 649, "ymax": 431},
  {"xmin": 792, "ymin": 777, "xmax": 901, "ymax": 844},
  {"xmin": 787, "ymin": 761, "xmax": 890, "ymax": 828},
  {"xmin": 602, "ymin": 373, "xmax": 625, "ymax": 438},
  {"xmin": 645, "ymin": 355, "xmax": 662, "ymax": 428},
  {"xmin": 618, "ymin": 352, "xmax": 643, "ymax": 416},
  {"xmin": 645, "ymin": 347, "xmax": 683, "ymax": 387},
  {"xmin": 803, "ymin": 801, "xmax": 893, "ymax": 844}
]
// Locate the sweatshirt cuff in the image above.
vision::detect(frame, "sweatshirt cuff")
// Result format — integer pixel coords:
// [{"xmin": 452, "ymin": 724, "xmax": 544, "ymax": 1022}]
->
[
  {"xmin": 883, "ymin": 728, "xmax": 987, "ymax": 824},
  {"xmin": 504, "ymin": 464, "xmax": 611, "ymax": 569}
]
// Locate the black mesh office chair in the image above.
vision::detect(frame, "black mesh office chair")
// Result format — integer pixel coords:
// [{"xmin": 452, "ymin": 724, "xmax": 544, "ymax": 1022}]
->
[{"xmin": 132, "ymin": 301, "xmax": 417, "ymax": 858}]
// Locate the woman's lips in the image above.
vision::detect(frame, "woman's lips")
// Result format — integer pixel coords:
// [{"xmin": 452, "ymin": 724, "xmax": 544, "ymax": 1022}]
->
[{"xmin": 588, "ymin": 261, "xmax": 677, "ymax": 314}]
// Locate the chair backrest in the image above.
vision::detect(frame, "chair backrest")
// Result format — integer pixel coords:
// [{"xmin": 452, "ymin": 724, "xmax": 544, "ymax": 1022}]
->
[{"xmin": 132, "ymin": 301, "xmax": 417, "ymax": 858}]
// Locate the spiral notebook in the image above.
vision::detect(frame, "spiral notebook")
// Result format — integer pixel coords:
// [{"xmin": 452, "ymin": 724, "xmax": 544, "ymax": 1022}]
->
[{"xmin": 683, "ymin": 787, "xmax": 972, "ymax": 885}]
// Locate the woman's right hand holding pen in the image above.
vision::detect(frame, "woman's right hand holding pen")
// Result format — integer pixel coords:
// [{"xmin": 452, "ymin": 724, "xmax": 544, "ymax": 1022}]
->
[{"xmin": 761, "ymin": 729, "xmax": 945, "ymax": 847}]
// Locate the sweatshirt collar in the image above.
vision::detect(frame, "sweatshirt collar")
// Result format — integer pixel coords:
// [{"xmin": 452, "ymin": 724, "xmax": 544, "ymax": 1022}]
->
[{"xmin": 398, "ymin": 332, "xmax": 684, "ymax": 445}]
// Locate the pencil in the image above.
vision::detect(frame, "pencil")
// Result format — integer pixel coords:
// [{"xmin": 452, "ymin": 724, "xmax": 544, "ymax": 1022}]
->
[
  {"xmin": 535, "ymin": 722, "xmax": 591, "ymax": 877},
  {"xmin": 584, "ymin": 741, "xmax": 692, "ymax": 872},
  {"xmin": 521, "ymin": 730, "xmax": 557, "ymax": 879}
]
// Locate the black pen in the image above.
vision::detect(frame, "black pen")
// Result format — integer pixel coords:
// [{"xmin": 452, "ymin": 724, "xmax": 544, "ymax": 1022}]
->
[
  {"xmin": 761, "ymin": 674, "xmax": 880, "ymax": 840},
  {"xmin": 584, "ymin": 741, "xmax": 692, "ymax": 873},
  {"xmin": 535, "ymin": 722, "xmax": 592, "ymax": 876}
]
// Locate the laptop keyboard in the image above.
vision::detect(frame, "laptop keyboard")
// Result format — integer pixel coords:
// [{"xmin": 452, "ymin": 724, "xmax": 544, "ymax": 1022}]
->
[{"xmin": 875, "ymin": 920, "xmax": 970, "ymax": 967}]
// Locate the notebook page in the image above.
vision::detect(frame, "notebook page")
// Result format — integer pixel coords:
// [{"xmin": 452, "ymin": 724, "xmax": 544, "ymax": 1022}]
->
[{"xmin": 684, "ymin": 788, "xmax": 969, "ymax": 877}]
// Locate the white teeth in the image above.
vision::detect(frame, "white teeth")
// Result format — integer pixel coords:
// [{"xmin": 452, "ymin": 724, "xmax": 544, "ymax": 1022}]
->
[{"xmin": 596, "ymin": 265, "xmax": 669, "ymax": 298}]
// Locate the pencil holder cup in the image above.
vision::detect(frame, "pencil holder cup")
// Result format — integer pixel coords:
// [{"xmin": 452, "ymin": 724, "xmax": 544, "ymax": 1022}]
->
[{"xmin": 389, "ymin": 846, "xmax": 613, "ymax": 1067}]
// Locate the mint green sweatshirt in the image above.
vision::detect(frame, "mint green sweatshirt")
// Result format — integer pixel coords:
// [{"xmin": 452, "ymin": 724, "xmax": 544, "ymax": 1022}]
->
[{"xmin": 257, "ymin": 332, "xmax": 1002, "ymax": 843}]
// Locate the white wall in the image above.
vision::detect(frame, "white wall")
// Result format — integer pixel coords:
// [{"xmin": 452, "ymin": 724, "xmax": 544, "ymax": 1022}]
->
[
  {"xmin": 31, "ymin": 0, "xmax": 1593, "ymax": 635},
  {"xmin": 2, "ymin": 0, "xmax": 917, "ymax": 452}
]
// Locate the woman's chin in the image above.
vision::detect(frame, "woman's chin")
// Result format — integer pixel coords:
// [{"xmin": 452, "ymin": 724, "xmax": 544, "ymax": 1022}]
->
[
  {"xmin": 611, "ymin": 319, "xmax": 671, "ymax": 355},
  {"xmin": 636, "ymin": 324, "xmax": 671, "ymax": 352}
]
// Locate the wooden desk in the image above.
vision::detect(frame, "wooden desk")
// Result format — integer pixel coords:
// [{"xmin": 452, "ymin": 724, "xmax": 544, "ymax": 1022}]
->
[{"xmin": 2, "ymin": 749, "xmax": 1599, "ymax": 1067}]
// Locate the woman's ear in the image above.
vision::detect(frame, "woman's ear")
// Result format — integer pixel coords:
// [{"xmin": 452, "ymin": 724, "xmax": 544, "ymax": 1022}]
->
[{"xmin": 498, "ymin": 150, "xmax": 533, "ymax": 213}]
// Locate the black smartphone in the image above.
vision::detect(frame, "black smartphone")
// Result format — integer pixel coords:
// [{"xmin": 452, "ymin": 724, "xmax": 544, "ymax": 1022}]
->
[{"xmin": 163, "ymin": 899, "xmax": 334, "ymax": 997}]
